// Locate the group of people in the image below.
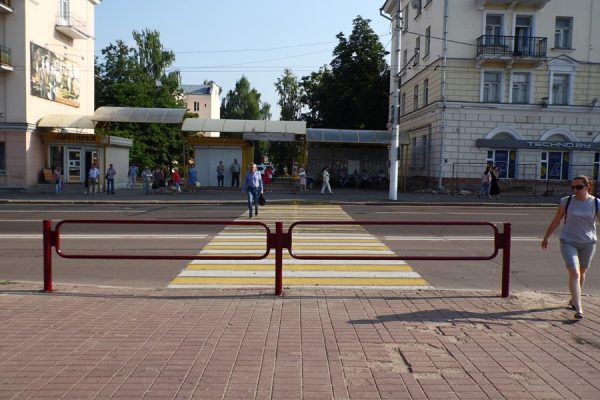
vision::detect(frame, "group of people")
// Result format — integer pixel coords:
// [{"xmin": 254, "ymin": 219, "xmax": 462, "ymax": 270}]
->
[
  {"xmin": 216, "ymin": 159, "xmax": 242, "ymax": 189},
  {"xmin": 478, "ymin": 165, "xmax": 501, "ymax": 199}
]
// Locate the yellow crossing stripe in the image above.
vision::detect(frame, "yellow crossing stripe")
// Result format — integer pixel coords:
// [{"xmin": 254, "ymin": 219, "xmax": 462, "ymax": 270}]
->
[
  {"xmin": 171, "ymin": 276, "xmax": 429, "ymax": 286},
  {"xmin": 187, "ymin": 264, "xmax": 414, "ymax": 271}
]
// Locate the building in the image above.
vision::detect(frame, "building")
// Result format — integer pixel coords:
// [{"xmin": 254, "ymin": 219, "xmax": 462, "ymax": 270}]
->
[
  {"xmin": 180, "ymin": 82, "xmax": 221, "ymax": 138},
  {"xmin": 0, "ymin": 0, "xmax": 131, "ymax": 189},
  {"xmin": 382, "ymin": 0, "xmax": 600, "ymax": 193}
]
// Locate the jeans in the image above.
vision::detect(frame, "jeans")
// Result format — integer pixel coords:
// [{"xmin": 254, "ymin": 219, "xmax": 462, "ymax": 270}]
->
[
  {"xmin": 231, "ymin": 172, "xmax": 240, "ymax": 187},
  {"xmin": 246, "ymin": 186, "xmax": 259, "ymax": 216},
  {"xmin": 106, "ymin": 179, "xmax": 114, "ymax": 194},
  {"xmin": 217, "ymin": 175, "xmax": 224, "ymax": 187},
  {"xmin": 143, "ymin": 180, "xmax": 151, "ymax": 195}
]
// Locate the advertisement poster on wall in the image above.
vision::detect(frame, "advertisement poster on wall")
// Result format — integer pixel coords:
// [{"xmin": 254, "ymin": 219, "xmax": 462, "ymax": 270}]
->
[{"xmin": 30, "ymin": 43, "xmax": 80, "ymax": 108}]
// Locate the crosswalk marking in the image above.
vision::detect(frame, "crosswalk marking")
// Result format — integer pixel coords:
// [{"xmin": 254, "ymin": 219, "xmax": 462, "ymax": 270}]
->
[{"xmin": 168, "ymin": 205, "xmax": 431, "ymax": 289}]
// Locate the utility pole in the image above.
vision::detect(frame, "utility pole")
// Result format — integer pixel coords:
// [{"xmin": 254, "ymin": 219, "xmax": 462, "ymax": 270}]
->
[{"xmin": 384, "ymin": 0, "xmax": 402, "ymax": 201}]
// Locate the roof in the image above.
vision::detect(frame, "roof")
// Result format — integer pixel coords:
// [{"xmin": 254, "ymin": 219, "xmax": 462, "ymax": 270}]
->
[
  {"xmin": 37, "ymin": 114, "xmax": 95, "ymax": 129},
  {"xmin": 93, "ymin": 107, "xmax": 187, "ymax": 124},
  {"xmin": 306, "ymin": 128, "xmax": 405, "ymax": 144},
  {"xmin": 180, "ymin": 85, "xmax": 212, "ymax": 95},
  {"xmin": 181, "ymin": 118, "xmax": 307, "ymax": 135}
]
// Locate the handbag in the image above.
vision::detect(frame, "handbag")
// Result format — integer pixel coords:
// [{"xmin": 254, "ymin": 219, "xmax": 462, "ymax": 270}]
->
[{"xmin": 259, "ymin": 193, "xmax": 266, "ymax": 206}]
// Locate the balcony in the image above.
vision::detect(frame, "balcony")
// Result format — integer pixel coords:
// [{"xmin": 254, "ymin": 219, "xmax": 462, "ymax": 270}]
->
[
  {"xmin": 0, "ymin": 0, "xmax": 13, "ymax": 13},
  {"xmin": 0, "ymin": 45, "xmax": 12, "ymax": 72},
  {"xmin": 476, "ymin": 35, "xmax": 547, "ymax": 67},
  {"xmin": 55, "ymin": 12, "xmax": 89, "ymax": 39},
  {"xmin": 476, "ymin": 0, "xmax": 550, "ymax": 10}
]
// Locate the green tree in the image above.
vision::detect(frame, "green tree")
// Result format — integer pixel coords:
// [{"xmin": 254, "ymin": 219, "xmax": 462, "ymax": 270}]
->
[
  {"xmin": 95, "ymin": 29, "xmax": 185, "ymax": 168},
  {"xmin": 221, "ymin": 76, "xmax": 271, "ymax": 162},
  {"xmin": 270, "ymin": 69, "xmax": 303, "ymax": 172},
  {"xmin": 301, "ymin": 16, "xmax": 389, "ymax": 130}
]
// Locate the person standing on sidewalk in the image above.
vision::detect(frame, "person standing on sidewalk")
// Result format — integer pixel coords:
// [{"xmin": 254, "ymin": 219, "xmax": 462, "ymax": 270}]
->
[
  {"xmin": 230, "ymin": 159, "xmax": 241, "ymax": 188},
  {"xmin": 321, "ymin": 165, "xmax": 333, "ymax": 195},
  {"xmin": 53, "ymin": 166, "xmax": 63, "ymax": 196},
  {"xmin": 105, "ymin": 163, "xmax": 116, "ymax": 195},
  {"xmin": 88, "ymin": 164, "xmax": 100, "ymax": 195},
  {"xmin": 216, "ymin": 161, "xmax": 225, "ymax": 189},
  {"xmin": 242, "ymin": 163, "xmax": 263, "ymax": 218},
  {"xmin": 478, "ymin": 166, "xmax": 492, "ymax": 199},
  {"xmin": 172, "ymin": 167, "xmax": 182, "ymax": 194},
  {"xmin": 127, "ymin": 164, "xmax": 138, "ymax": 188},
  {"xmin": 542, "ymin": 175, "xmax": 600, "ymax": 320},
  {"xmin": 141, "ymin": 166, "xmax": 153, "ymax": 195},
  {"xmin": 490, "ymin": 165, "xmax": 501, "ymax": 199}
]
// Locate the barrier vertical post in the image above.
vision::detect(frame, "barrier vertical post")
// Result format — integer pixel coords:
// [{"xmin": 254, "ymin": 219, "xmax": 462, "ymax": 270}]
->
[
  {"xmin": 275, "ymin": 222, "xmax": 283, "ymax": 296},
  {"xmin": 43, "ymin": 220, "xmax": 53, "ymax": 293},
  {"xmin": 501, "ymin": 222, "xmax": 512, "ymax": 298}
]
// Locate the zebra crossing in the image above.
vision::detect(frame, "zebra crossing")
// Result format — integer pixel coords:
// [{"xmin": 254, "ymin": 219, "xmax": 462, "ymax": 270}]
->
[{"xmin": 168, "ymin": 205, "xmax": 431, "ymax": 289}]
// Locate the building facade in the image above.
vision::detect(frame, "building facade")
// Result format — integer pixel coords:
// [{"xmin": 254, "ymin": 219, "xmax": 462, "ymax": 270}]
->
[
  {"xmin": 383, "ymin": 0, "xmax": 600, "ymax": 193},
  {"xmin": 0, "ymin": 0, "xmax": 130, "ymax": 189}
]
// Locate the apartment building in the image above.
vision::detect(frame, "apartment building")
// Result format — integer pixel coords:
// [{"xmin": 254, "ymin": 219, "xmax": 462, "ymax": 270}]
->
[
  {"xmin": 0, "ymin": 0, "xmax": 132, "ymax": 189},
  {"xmin": 181, "ymin": 82, "xmax": 221, "ymax": 138},
  {"xmin": 383, "ymin": 0, "xmax": 600, "ymax": 192}
]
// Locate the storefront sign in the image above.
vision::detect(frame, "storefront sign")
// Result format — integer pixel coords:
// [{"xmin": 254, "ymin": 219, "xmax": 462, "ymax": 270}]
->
[
  {"xmin": 476, "ymin": 139, "xmax": 600, "ymax": 151},
  {"xmin": 45, "ymin": 132, "xmax": 100, "ymax": 144}
]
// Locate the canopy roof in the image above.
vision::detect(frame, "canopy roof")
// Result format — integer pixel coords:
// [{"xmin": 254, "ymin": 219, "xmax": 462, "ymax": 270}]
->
[
  {"xmin": 93, "ymin": 107, "xmax": 187, "ymax": 124},
  {"xmin": 37, "ymin": 114, "xmax": 94, "ymax": 129},
  {"xmin": 306, "ymin": 128, "xmax": 408, "ymax": 145},
  {"xmin": 182, "ymin": 118, "xmax": 306, "ymax": 135}
]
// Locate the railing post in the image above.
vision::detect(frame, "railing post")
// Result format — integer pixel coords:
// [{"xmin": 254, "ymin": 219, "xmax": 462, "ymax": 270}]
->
[
  {"xmin": 501, "ymin": 222, "xmax": 511, "ymax": 298},
  {"xmin": 274, "ymin": 222, "xmax": 283, "ymax": 296},
  {"xmin": 43, "ymin": 220, "xmax": 53, "ymax": 293}
]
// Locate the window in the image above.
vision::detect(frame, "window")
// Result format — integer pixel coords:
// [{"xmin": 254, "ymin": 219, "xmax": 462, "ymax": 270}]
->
[
  {"xmin": 411, "ymin": 135, "xmax": 428, "ymax": 169},
  {"xmin": 49, "ymin": 146, "xmax": 64, "ymax": 170},
  {"xmin": 424, "ymin": 26, "xmax": 431, "ymax": 57},
  {"xmin": 411, "ymin": 137, "xmax": 417, "ymax": 168},
  {"xmin": 423, "ymin": 78, "xmax": 429, "ymax": 105},
  {"xmin": 0, "ymin": 142, "xmax": 5, "ymax": 172},
  {"xmin": 60, "ymin": 0, "xmax": 70, "ymax": 17},
  {"xmin": 420, "ymin": 135, "xmax": 428, "ymax": 169},
  {"xmin": 487, "ymin": 149, "xmax": 516, "ymax": 179},
  {"xmin": 555, "ymin": 17, "xmax": 572, "ymax": 49},
  {"xmin": 485, "ymin": 14, "xmax": 503, "ymax": 46},
  {"xmin": 402, "ymin": 6, "xmax": 409, "ymax": 32},
  {"xmin": 401, "ymin": 92, "xmax": 406, "ymax": 114},
  {"xmin": 511, "ymin": 73, "xmax": 530, "ymax": 104},
  {"xmin": 413, "ymin": 84, "xmax": 419, "ymax": 111},
  {"xmin": 413, "ymin": 0, "xmax": 421, "ymax": 17},
  {"xmin": 414, "ymin": 37, "xmax": 420, "ymax": 65},
  {"xmin": 402, "ymin": 49, "xmax": 408, "ymax": 70},
  {"xmin": 193, "ymin": 101, "xmax": 200, "ymax": 111},
  {"xmin": 482, "ymin": 71, "xmax": 501, "ymax": 102},
  {"xmin": 540, "ymin": 151, "xmax": 569, "ymax": 180},
  {"xmin": 551, "ymin": 73, "xmax": 569, "ymax": 105}
]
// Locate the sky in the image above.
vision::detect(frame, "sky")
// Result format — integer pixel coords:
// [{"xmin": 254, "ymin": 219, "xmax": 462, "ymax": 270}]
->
[{"xmin": 94, "ymin": 0, "xmax": 393, "ymax": 120}]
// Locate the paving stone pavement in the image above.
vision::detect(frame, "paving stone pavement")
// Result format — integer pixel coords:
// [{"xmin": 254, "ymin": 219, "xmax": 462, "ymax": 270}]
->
[{"xmin": 1, "ymin": 283, "xmax": 599, "ymax": 400}]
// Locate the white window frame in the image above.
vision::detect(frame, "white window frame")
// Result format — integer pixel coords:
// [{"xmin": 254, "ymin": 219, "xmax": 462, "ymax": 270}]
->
[
  {"xmin": 509, "ymin": 71, "xmax": 533, "ymax": 104},
  {"xmin": 480, "ymin": 70, "xmax": 503, "ymax": 103},
  {"xmin": 548, "ymin": 72, "xmax": 574, "ymax": 105},
  {"xmin": 482, "ymin": 11, "xmax": 508, "ymax": 36},
  {"xmin": 547, "ymin": 59, "xmax": 577, "ymax": 106},
  {"xmin": 554, "ymin": 17, "xmax": 573, "ymax": 49},
  {"xmin": 414, "ymin": 37, "xmax": 420, "ymax": 65}
]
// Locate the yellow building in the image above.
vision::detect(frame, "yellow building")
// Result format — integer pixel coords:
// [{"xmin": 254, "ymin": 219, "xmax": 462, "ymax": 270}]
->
[{"xmin": 382, "ymin": 0, "xmax": 600, "ymax": 193}]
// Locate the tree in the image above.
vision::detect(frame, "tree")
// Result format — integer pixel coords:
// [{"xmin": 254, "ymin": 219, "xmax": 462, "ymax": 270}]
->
[
  {"xmin": 301, "ymin": 16, "xmax": 389, "ymax": 130},
  {"xmin": 221, "ymin": 76, "xmax": 271, "ymax": 162},
  {"xmin": 270, "ymin": 69, "xmax": 304, "ymax": 173},
  {"xmin": 95, "ymin": 29, "xmax": 185, "ymax": 168}
]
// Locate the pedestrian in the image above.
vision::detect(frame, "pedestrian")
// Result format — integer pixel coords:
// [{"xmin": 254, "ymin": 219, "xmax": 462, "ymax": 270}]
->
[
  {"xmin": 291, "ymin": 162, "xmax": 299, "ymax": 194},
  {"xmin": 541, "ymin": 175, "xmax": 600, "ymax": 320},
  {"xmin": 152, "ymin": 167, "xmax": 163, "ymax": 194},
  {"xmin": 478, "ymin": 166, "xmax": 492, "ymax": 199},
  {"xmin": 299, "ymin": 164, "xmax": 307, "ymax": 192},
  {"xmin": 105, "ymin": 163, "xmax": 116, "ymax": 195},
  {"xmin": 53, "ymin": 166, "xmax": 63, "ymax": 196},
  {"xmin": 172, "ymin": 167, "xmax": 181, "ymax": 194},
  {"xmin": 321, "ymin": 165, "xmax": 333, "ymax": 195},
  {"xmin": 141, "ymin": 166, "xmax": 153, "ymax": 195},
  {"xmin": 216, "ymin": 161, "xmax": 225, "ymax": 189},
  {"xmin": 187, "ymin": 164, "xmax": 198, "ymax": 193},
  {"xmin": 490, "ymin": 165, "xmax": 501, "ymax": 199},
  {"xmin": 88, "ymin": 163, "xmax": 100, "ymax": 195},
  {"xmin": 127, "ymin": 164, "xmax": 138, "ymax": 188},
  {"xmin": 262, "ymin": 165, "xmax": 273, "ymax": 192},
  {"xmin": 230, "ymin": 158, "xmax": 241, "ymax": 188},
  {"xmin": 242, "ymin": 163, "xmax": 263, "ymax": 218}
]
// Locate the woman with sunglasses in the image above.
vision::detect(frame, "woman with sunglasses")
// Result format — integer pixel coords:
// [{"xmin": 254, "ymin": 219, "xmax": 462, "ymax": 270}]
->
[{"xmin": 542, "ymin": 176, "xmax": 600, "ymax": 320}]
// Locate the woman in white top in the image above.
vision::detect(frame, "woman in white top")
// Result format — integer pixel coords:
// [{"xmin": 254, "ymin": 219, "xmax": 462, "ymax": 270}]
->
[
  {"xmin": 321, "ymin": 166, "xmax": 332, "ymax": 195},
  {"xmin": 542, "ymin": 175, "xmax": 600, "ymax": 320}
]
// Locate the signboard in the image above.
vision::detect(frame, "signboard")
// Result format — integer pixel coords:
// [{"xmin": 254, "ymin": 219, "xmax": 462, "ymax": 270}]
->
[
  {"xmin": 476, "ymin": 139, "xmax": 600, "ymax": 151},
  {"xmin": 30, "ymin": 43, "xmax": 80, "ymax": 108}
]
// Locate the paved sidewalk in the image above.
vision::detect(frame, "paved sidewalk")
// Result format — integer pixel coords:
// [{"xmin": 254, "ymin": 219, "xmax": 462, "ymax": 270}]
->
[{"xmin": 1, "ymin": 283, "xmax": 599, "ymax": 400}]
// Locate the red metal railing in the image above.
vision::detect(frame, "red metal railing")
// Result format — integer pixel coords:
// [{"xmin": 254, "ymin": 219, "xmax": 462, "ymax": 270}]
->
[{"xmin": 43, "ymin": 220, "xmax": 512, "ymax": 297}]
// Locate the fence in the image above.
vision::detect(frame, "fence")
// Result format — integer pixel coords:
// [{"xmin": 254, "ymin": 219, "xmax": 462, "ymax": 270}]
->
[{"xmin": 43, "ymin": 219, "xmax": 513, "ymax": 297}]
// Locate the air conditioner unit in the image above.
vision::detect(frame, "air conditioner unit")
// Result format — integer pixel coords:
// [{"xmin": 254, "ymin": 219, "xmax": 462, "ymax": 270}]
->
[{"xmin": 483, "ymin": 83, "xmax": 491, "ymax": 89}]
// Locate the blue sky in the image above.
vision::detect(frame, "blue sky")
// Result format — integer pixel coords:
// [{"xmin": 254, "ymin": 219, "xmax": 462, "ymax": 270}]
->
[{"xmin": 95, "ymin": 1, "xmax": 392, "ymax": 119}]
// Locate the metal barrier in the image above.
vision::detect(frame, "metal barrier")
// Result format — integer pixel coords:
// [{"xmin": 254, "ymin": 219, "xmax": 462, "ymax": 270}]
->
[{"xmin": 43, "ymin": 220, "xmax": 512, "ymax": 297}]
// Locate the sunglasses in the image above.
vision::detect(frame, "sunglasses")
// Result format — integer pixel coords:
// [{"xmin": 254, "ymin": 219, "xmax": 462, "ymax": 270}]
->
[{"xmin": 571, "ymin": 184, "xmax": 587, "ymax": 190}]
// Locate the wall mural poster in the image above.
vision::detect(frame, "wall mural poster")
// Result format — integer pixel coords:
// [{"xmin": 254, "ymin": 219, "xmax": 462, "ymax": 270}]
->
[{"xmin": 30, "ymin": 42, "xmax": 80, "ymax": 108}]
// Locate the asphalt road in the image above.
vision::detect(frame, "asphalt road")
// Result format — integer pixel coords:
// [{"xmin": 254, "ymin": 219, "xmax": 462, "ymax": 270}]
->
[{"xmin": 1, "ymin": 203, "xmax": 597, "ymax": 296}]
